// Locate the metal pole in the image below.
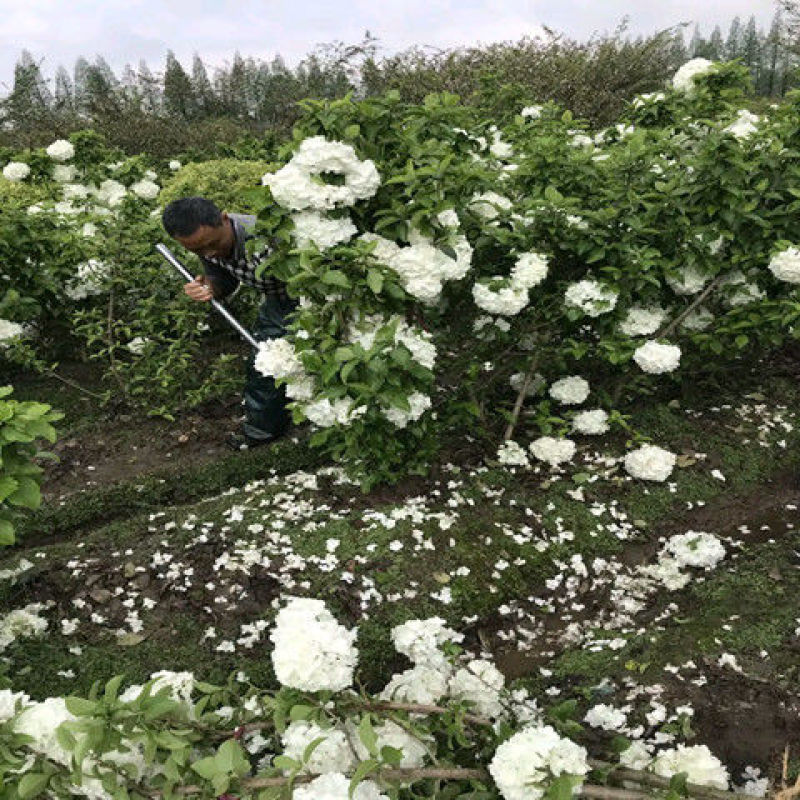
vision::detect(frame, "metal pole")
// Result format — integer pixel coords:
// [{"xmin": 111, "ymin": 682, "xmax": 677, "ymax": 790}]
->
[{"xmin": 155, "ymin": 243, "xmax": 260, "ymax": 349}]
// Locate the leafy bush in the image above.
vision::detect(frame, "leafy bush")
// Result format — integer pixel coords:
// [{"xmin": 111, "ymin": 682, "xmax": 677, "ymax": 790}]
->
[
  {"xmin": 0, "ymin": 385, "xmax": 61, "ymax": 545},
  {"xmin": 160, "ymin": 158, "xmax": 273, "ymax": 212}
]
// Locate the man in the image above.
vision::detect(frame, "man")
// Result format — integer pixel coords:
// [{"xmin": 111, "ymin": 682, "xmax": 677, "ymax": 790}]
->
[{"xmin": 161, "ymin": 196, "xmax": 296, "ymax": 450}]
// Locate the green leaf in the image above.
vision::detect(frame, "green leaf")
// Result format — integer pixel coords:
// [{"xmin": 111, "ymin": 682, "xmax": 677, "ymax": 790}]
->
[
  {"xmin": 349, "ymin": 758, "xmax": 379, "ymax": 798},
  {"xmin": 366, "ymin": 269, "xmax": 383, "ymax": 294},
  {"xmin": 7, "ymin": 478, "xmax": 41, "ymax": 510},
  {"xmin": 321, "ymin": 270, "xmax": 351, "ymax": 289},
  {"xmin": 190, "ymin": 755, "xmax": 219, "ymax": 781},
  {"xmin": 65, "ymin": 697, "xmax": 99, "ymax": 716},
  {"xmin": 289, "ymin": 704, "xmax": 315, "ymax": 721},
  {"xmin": 357, "ymin": 714, "xmax": 379, "ymax": 757},
  {"xmin": 104, "ymin": 675, "xmax": 125, "ymax": 703},
  {"xmin": 18, "ymin": 772, "xmax": 50, "ymax": 799},
  {"xmin": 335, "ymin": 347, "xmax": 355, "ymax": 362},
  {"xmin": 380, "ymin": 745, "xmax": 403, "ymax": 766}
]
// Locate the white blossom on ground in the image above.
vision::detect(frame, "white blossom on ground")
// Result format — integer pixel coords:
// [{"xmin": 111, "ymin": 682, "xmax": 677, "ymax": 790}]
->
[
  {"xmin": 633, "ymin": 341, "xmax": 681, "ymax": 374},
  {"xmin": 0, "ymin": 603, "xmax": 49, "ymax": 651},
  {"xmin": 281, "ymin": 721, "xmax": 356, "ymax": 774},
  {"xmin": 564, "ymin": 280, "xmax": 618, "ymax": 317},
  {"xmin": 149, "ymin": 671, "xmax": 196, "ymax": 703},
  {"xmin": 652, "ymin": 744, "xmax": 729, "ymax": 790},
  {"xmin": 2, "ymin": 162, "xmax": 30, "ymax": 182},
  {"xmin": 497, "ymin": 440, "xmax": 530, "ymax": 467},
  {"xmin": 489, "ymin": 725, "xmax": 589, "ymax": 800},
  {"xmin": 291, "ymin": 773, "xmax": 388, "ymax": 800},
  {"xmin": 620, "ymin": 307, "xmax": 667, "ymax": 337},
  {"xmin": 572, "ymin": 409, "xmax": 609, "ymax": 435},
  {"xmin": 270, "ymin": 597, "xmax": 358, "ymax": 691},
  {"xmin": 549, "ymin": 376, "xmax": 590, "ymax": 405},
  {"xmin": 291, "ymin": 211, "xmax": 357, "ymax": 251},
  {"xmin": 662, "ymin": 532, "xmax": 725, "ymax": 570},
  {"xmin": 448, "ymin": 659, "xmax": 506, "ymax": 719},
  {"xmin": 620, "ymin": 741, "xmax": 654, "ymax": 770},
  {"xmin": 46, "ymin": 139, "xmax": 75, "ymax": 161},
  {"xmin": 624, "ymin": 444, "xmax": 676, "ymax": 482},
  {"xmin": 672, "ymin": 59, "xmax": 714, "ymax": 92},
  {"xmin": 768, "ymin": 246, "xmax": 800, "ymax": 285},
  {"xmin": 530, "ymin": 437, "xmax": 576, "ymax": 466}
]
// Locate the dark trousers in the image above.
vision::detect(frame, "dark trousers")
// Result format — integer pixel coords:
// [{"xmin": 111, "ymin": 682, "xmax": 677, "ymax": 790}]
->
[{"xmin": 243, "ymin": 294, "xmax": 298, "ymax": 441}]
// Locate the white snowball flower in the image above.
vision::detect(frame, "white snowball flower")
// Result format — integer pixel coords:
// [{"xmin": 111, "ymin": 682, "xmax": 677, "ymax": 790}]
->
[
  {"xmin": 620, "ymin": 741, "xmax": 654, "ymax": 770},
  {"xmin": 489, "ymin": 725, "xmax": 589, "ymax": 800},
  {"xmin": 169, "ymin": 160, "xmax": 182, "ymax": 170},
  {"xmin": 497, "ymin": 440, "xmax": 531, "ymax": 467},
  {"xmin": 291, "ymin": 211, "xmax": 357, "ymax": 251},
  {"xmin": 624, "ymin": 444, "xmax": 676, "ymax": 482},
  {"xmin": 529, "ymin": 437, "xmax": 576, "ymax": 466},
  {"xmin": 436, "ymin": 209, "xmax": 460, "ymax": 228},
  {"xmin": 572, "ymin": 409, "xmax": 609, "ymax": 435},
  {"xmin": 394, "ymin": 321, "xmax": 437, "ymax": 370},
  {"xmin": 95, "ymin": 179, "xmax": 127, "ymax": 207},
  {"xmin": 0, "ymin": 603, "xmax": 48, "ymax": 650},
  {"xmin": 0, "ymin": 319, "xmax": 25, "ymax": 347},
  {"xmin": 382, "ymin": 392, "xmax": 432, "ymax": 429},
  {"xmin": 270, "ymin": 597, "xmax": 358, "ymax": 691},
  {"xmin": 2, "ymin": 162, "xmax": 30, "ymax": 182},
  {"xmin": 672, "ymin": 58, "xmax": 714, "ymax": 92},
  {"xmin": 14, "ymin": 698, "xmax": 77, "ymax": 765},
  {"xmin": 303, "ymin": 396, "xmax": 365, "ymax": 428},
  {"xmin": 653, "ymin": 745, "xmax": 729, "ymax": 791},
  {"xmin": 584, "ymin": 703, "xmax": 627, "ymax": 731},
  {"xmin": 65, "ymin": 259, "xmax": 111, "ymax": 300},
  {"xmin": 663, "ymin": 531, "xmax": 725, "ymax": 570},
  {"xmin": 564, "ymin": 280, "xmax": 618, "ymax": 316},
  {"xmin": 448, "ymin": 659, "xmax": 506, "ymax": 719},
  {"xmin": 130, "ymin": 179, "xmax": 160, "ymax": 200},
  {"xmin": 620, "ymin": 307, "xmax": 667, "ymax": 337},
  {"xmin": 521, "ymin": 105, "xmax": 544, "ymax": 118},
  {"xmin": 510, "ymin": 252, "xmax": 548, "ymax": 289},
  {"xmin": 681, "ymin": 306, "xmax": 714, "ymax": 331},
  {"xmin": 549, "ymin": 376, "xmax": 590, "ymax": 405},
  {"xmin": 632, "ymin": 92, "xmax": 665, "ymax": 108},
  {"xmin": 254, "ymin": 338, "xmax": 304, "ymax": 380},
  {"xmin": 149, "ymin": 670, "xmax": 196, "ymax": 704},
  {"xmin": 391, "ymin": 617, "xmax": 463, "ymax": 668},
  {"xmin": 469, "ymin": 191, "xmax": 513, "ymax": 220},
  {"xmin": 768, "ymin": 246, "xmax": 800, "ymax": 285},
  {"xmin": 292, "ymin": 773, "xmax": 388, "ymax": 800},
  {"xmin": 473, "ymin": 282, "xmax": 530, "ymax": 316},
  {"xmin": 0, "ymin": 689, "xmax": 29, "ymax": 723},
  {"xmin": 666, "ymin": 265, "xmax": 710, "ymax": 296},
  {"xmin": 633, "ymin": 341, "xmax": 681, "ymax": 374},
  {"xmin": 126, "ymin": 337, "xmax": 148, "ymax": 355},
  {"xmin": 281, "ymin": 721, "xmax": 356, "ymax": 774},
  {"xmin": 349, "ymin": 719, "xmax": 429, "ymax": 767},
  {"xmin": 380, "ymin": 664, "xmax": 450, "ymax": 705},
  {"xmin": 46, "ymin": 139, "xmax": 76, "ymax": 161},
  {"xmin": 53, "ymin": 164, "xmax": 77, "ymax": 182},
  {"xmin": 723, "ymin": 110, "xmax": 759, "ymax": 140}
]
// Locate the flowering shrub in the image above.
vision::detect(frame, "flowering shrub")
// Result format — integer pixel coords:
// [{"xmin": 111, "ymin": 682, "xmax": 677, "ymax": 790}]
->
[
  {"xmin": 0, "ymin": 597, "xmax": 743, "ymax": 799},
  {"xmin": 0, "ymin": 386, "xmax": 61, "ymax": 545}
]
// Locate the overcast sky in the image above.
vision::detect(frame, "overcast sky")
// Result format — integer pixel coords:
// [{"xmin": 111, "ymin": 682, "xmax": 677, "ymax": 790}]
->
[{"xmin": 0, "ymin": 0, "xmax": 780, "ymax": 90}]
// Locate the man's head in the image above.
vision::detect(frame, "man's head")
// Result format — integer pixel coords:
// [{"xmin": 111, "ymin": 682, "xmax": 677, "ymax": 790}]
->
[{"xmin": 162, "ymin": 197, "xmax": 235, "ymax": 259}]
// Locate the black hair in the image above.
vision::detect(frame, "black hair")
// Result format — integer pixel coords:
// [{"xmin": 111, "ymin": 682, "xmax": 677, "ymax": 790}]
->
[{"xmin": 161, "ymin": 196, "xmax": 223, "ymax": 237}]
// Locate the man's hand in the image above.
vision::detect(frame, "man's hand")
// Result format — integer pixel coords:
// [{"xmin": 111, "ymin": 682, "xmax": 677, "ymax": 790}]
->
[{"xmin": 184, "ymin": 275, "xmax": 214, "ymax": 302}]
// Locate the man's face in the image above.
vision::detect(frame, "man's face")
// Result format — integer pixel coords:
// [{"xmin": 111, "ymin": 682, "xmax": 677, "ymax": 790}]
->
[{"xmin": 175, "ymin": 214, "xmax": 233, "ymax": 259}]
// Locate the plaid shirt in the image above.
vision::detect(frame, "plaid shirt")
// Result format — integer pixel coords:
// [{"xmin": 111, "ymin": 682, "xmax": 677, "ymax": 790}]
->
[{"xmin": 202, "ymin": 213, "xmax": 288, "ymax": 299}]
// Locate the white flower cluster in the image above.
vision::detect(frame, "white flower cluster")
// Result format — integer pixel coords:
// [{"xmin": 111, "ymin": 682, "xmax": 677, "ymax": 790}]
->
[
  {"xmin": 448, "ymin": 659, "xmax": 506, "ymax": 718},
  {"xmin": 530, "ymin": 437, "xmax": 576, "ymax": 466},
  {"xmin": 281, "ymin": 720, "xmax": 356, "ymax": 774},
  {"xmin": 130, "ymin": 179, "xmax": 160, "ymax": 200},
  {"xmin": 489, "ymin": 126, "xmax": 514, "ymax": 159},
  {"xmin": 270, "ymin": 597, "xmax": 358, "ymax": 691},
  {"xmin": 126, "ymin": 336, "xmax": 148, "ymax": 355},
  {"xmin": 0, "ymin": 319, "xmax": 25, "ymax": 346},
  {"xmin": 564, "ymin": 279, "xmax": 618, "ymax": 317},
  {"xmin": 632, "ymin": 340, "xmax": 681, "ymax": 374},
  {"xmin": 347, "ymin": 313, "xmax": 436, "ymax": 370},
  {"xmin": 521, "ymin": 105, "xmax": 544, "ymax": 118},
  {"xmin": 624, "ymin": 444, "xmax": 676, "ymax": 482},
  {"xmin": 497, "ymin": 440, "xmax": 530, "ymax": 467},
  {"xmin": 681, "ymin": 306, "xmax": 714, "ymax": 331},
  {"xmin": 584, "ymin": 703, "xmax": 627, "ymax": 731},
  {"xmin": 254, "ymin": 338, "xmax": 304, "ymax": 380},
  {"xmin": 391, "ymin": 617, "xmax": 464, "ymax": 668},
  {"xmin": 382, "ymin": 392, "xmax": 432, "ymax": 429},
  {"xmin": 653, "ymin": 744, "xmax": 730, "ymax": 790},
  {"xmin": 768, "ymin": 246, "xmax": 800, "ymax": 285},
  {"xmin": 169, "ymin": 159, "xmax": 182, "ymax": 171},
  {"xmin": 362, "ymin": 230, "xmax": 472, "ymax": 305},
  {"xmin": 292, "ymin": 772, "xmax": 388, "ymax": 800},
  {"xmin": 46, "ymin": 139, "xmax": 75, "ymax": 161},
  {"xmin": 13, "ymin": 697, "xmax": 76, "ymax": 765},
  {"xmin": 549, "ymin": 376, "xmax": 589, "ymax": 405},
  {"xmin": 304, "ymin": 396, "xmax": 366, "ymax": 428},
  {"xmin": 349, "ymin": 718, "xmax": 429, "ymax": 767},
  {"xmin": 291, "ymin": 211, "xmax": 357, "ymax": 251},
  {"xmin": 65, "ymin": 259, "xmax": 111, "ymax": 300},
  {"xmin": 2, "ymin": 161, "xmax": 30, "ymax": 182},
  {"xmin": 473, "ymin": 252, "xmax": 549, "ymax": 317},
  {"xmin": 666, "ymin": 264, "xmax": 709, "ymax": 296},
  {"xmin": 631, "ymin": 92, "xmax": 665, "ymax": 109},
  {"xmin": 53, "ymin": 164, "xmax": 77, "ymax": 182},
  {"xmin": 263, "ymin": 136, "xmax": 380, "ymax": 211},
  {"xmin": 672, "ymin": 58, "xmax": 714, "ymax": 92},
  {"xmin": 380, "ymin": 664, "xmax": 449, "ymax": 705},
  {"xmin": 662, "ymin": 531, "xmax": 725, "ymax": 570},
  {"xmin": 723, "ymin": 110, "xmax": 759, "ymax": 140},
  {"xmin": 489, "ymin": 725, "xmax": 590, "ymax": 800},
  {"xmin": 620, "ymin": 307, "xmax": 667, "ymax": 337},
  {"xmin": 469, "ymin": 191, "xmax": 513, "ymax": 220},
  {"xmin": 572, "ymin": 409, "xmax": 609, "ymax": 435},
  {"xmin": 0, "ymin": 603, "xmax": 49, "ymax": 651}
]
